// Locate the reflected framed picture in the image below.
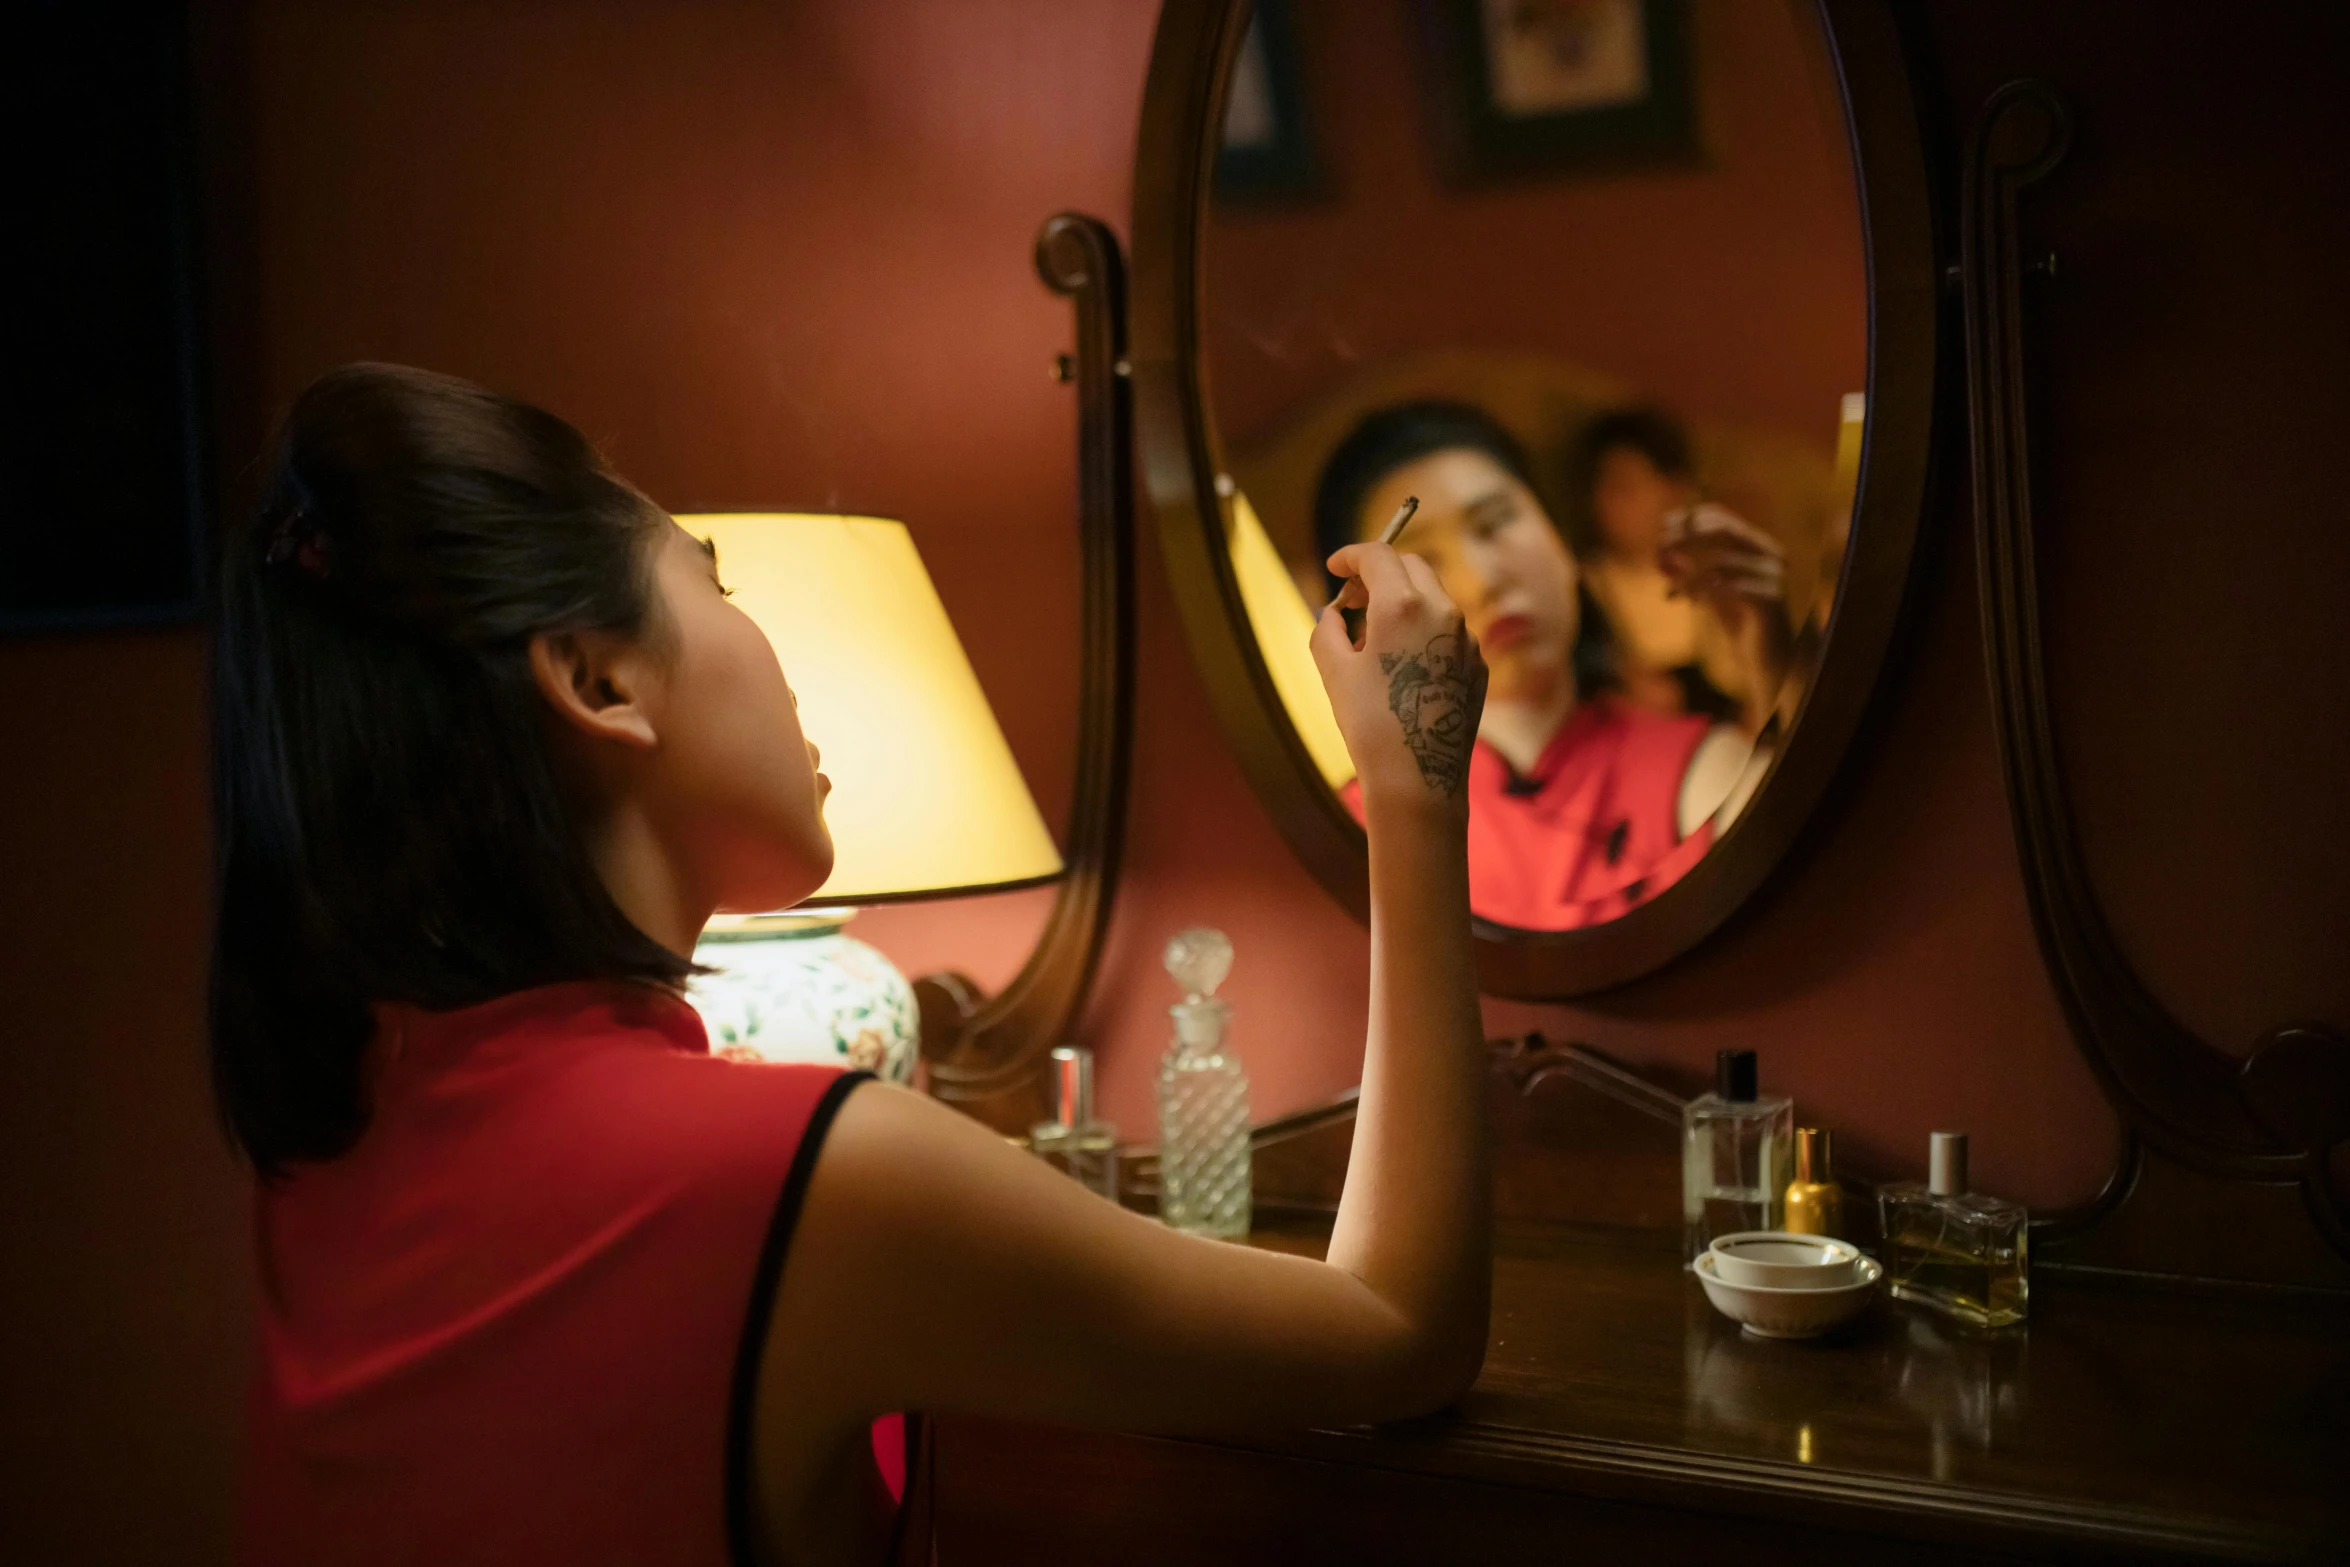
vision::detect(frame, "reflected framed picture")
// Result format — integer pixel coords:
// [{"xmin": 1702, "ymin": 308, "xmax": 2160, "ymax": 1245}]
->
[
  {"xmin": 1216, "ymin": 0, "xmax": 1319, "ymax": 203},
  {"xmin": 1422, "ymin": 0, "xmax": 1698, "ymax": 184}
]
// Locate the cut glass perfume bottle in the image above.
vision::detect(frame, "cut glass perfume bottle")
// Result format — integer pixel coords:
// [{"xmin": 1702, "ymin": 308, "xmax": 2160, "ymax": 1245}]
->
[
  {"xmin": 1157, "ymin": 927, "xmax": 1251, "ymax": 1239},
  {"xmin": 1682, "ymin": 1049, "xmax": 1794, "ymax": 1265},
  {"xmin": 1879, "ymin": 1131, "xmax": 2028, "ymax": 1328}
]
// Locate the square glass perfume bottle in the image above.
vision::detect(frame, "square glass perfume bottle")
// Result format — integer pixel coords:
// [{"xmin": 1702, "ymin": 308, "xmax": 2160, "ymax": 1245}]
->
[
  {"xmin": 1029, "ymin": 1045, "xmax": 1119, "ymax": 1203},
  {"xmin": 1879, "ymin": 1132, "xmax": 2028, "ymax": 1329},
  {"xmin": 1682, "ymin": 1049, "xmax": 1794, "ymax": 1265}
]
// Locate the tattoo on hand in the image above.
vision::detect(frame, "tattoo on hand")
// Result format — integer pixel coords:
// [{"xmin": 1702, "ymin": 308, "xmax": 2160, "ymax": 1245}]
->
[{"xmin": 1380, "ymin": 632, "xmax": 1485, "ymax": 797}]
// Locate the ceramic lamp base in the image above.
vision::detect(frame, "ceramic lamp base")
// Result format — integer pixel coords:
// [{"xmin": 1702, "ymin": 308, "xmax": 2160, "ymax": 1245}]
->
[{"xmin": 688, "ymin": 909, "xmax": 919, "ymax": 1084}]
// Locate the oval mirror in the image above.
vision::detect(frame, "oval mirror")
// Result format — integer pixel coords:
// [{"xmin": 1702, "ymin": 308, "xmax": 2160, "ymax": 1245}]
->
[{"xmin": 1133, "ymin": 0, "xmax": 1934, "ymax": 997}]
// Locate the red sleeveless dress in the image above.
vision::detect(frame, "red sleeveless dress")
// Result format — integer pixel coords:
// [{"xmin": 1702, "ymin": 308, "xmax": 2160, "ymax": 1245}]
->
[
  {"xmin": 1343, "ymin": 696, "xmax": 1715, "ymax": 929},
  {"xmin": 237, "ymin": 981, "xmax": 894, "ymax": 1566}
]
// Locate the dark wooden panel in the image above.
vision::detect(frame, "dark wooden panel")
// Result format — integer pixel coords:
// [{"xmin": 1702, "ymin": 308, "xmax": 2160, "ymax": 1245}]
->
[
  {"xmin": 1949, "ymin": 19, "xmax": 2350, "ymax": 1284},
  {"xmin": 936, "ymin": 1420, "xmax": 2058, "ymax": 1566}
]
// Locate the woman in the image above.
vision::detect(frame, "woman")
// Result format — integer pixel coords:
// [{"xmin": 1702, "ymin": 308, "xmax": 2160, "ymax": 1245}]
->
[
  {"xmin": 218, "ymin": 364, "xmax": 1491, "ymax": 1564},
  {"xmin": 1566, "ymin": 406, "xmax": 1786, "ymax": 730},
  {"xmin": 1315, "ymin": 401, "xmax": 1785, "ymax": 930}
]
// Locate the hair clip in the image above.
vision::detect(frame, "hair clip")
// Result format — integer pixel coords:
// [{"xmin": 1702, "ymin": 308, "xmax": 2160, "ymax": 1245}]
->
[{"xmin": 263, "ymin": 506, "xmax": 332, "ymax": 579}]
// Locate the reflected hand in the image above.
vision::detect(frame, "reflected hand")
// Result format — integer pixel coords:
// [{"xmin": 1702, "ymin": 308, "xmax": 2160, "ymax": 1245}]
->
[
  {"xmin": 1313, "ymin": 542, "xmax": 1487, "ymax": 807},
  {"xmin": 1660, "ymin": 502, "xmax": 1793, "ymax": 732}
]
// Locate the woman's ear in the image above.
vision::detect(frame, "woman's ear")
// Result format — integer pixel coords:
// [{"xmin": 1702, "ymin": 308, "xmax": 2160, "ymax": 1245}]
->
[{"xmin": 529, "ymin": 629, "xmax": 660, "ymax": 750}]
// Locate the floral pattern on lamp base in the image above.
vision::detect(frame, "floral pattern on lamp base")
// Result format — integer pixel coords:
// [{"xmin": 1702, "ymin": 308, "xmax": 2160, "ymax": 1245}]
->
[{"xmin": 687, "ymin": 913, "xmax": 919, "ymax": 1084}]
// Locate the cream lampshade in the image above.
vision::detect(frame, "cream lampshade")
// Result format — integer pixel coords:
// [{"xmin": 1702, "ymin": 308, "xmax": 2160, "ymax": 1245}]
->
[{"xmin": 676, "ymin": 513, "xmax": 1062, "ymax": 1081}]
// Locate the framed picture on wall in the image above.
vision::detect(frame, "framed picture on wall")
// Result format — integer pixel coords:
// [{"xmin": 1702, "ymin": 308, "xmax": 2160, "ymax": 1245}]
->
[
  {"xmin": 1421, "ymin": 0, "xmax": 1699, "ymax": 185},
  {"xmin": 1216, "ymin": 0, "xmax": 1319, "ymax": 203}
]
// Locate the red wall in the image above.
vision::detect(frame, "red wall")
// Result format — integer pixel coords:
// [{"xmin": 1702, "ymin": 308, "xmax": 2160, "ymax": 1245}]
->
[
  {"xmin": 1205, "ymin": 0, "xmax": 1868, "ymax": 447},
  {"xmin": 21, "ymin": 0, "xmax": 2350, "ymax": 1557},
  {"xmin": 166, "ymin": 0, "xmax": 2120, "ymax": 1213}
]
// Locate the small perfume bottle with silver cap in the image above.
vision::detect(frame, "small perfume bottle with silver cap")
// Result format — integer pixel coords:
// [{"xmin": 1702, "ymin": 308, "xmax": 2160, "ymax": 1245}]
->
[
  {"xmin": 1029, "ymin": 1045, "xmax": 1119, "ymax": 1203},
  {"xmin": 1158, "ymin": 928, "xmax": 1252, "ymax": 1239},
  {"xmin": 1879, "ymin": 1131, "xmax": 2029, "ymax": 1328},
  {"xmin": 1681, "ymin": 1048, "xmax": 1794, "ymax": 1265}
]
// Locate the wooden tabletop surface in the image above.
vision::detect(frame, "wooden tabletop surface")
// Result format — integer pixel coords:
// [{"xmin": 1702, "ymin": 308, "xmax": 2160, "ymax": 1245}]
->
[{"xmin": 1227, "ymin": 1216, "xmax": 2350, "ymax": 1562}]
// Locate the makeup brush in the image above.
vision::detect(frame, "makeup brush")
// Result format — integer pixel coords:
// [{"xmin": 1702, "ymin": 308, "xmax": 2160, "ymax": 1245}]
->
[{"xmin": 1327, "ymin": 495, "xmax": 1419, "ymax": 609}]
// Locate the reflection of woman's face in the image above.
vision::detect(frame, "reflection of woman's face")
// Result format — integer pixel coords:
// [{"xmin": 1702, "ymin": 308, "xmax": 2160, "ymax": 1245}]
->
[
  {"xmin": 1592, "ymin": 446, "xmax": 1695, "ymax": 559},
  {"xmin": 1358, "ymin": 448, "xmax": 1578, "ymax": 704}
]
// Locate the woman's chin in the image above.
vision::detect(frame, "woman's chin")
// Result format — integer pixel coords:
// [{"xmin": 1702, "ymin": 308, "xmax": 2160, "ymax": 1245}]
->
[
  {"xmin": 1486, "ymin": 650, "xmax": 1568, "ymax": 703},
  {"xmin": 720, "ymin": 846, "xmax": 834, "ymax": 916}
]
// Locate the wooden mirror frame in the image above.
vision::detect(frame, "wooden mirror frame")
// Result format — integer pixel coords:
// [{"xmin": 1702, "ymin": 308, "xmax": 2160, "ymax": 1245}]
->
[{"xmin": 1130, "ymin": 0, "xmax": 1939, "ymax": 999}]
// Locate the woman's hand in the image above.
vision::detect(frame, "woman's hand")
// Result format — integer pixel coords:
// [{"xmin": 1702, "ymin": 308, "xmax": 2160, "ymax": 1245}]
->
[
  {"xmin": 1313, "ymin": 542, "xmax": 1488, "ymax": 808},
  {"xmin": 1660, "ymin": 502, "xmax": 1793, "ymax": 733}
]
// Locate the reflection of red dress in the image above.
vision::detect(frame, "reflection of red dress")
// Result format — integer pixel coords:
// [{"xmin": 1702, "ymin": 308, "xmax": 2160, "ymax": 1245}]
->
[{"xmin": 1345, "ymin": 697, "xmax": 1714, "ymax": 930}]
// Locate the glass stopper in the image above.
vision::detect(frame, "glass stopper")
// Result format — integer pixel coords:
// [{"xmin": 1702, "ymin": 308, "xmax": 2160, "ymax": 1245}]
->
[{"xmin": 1163, "ymin": 926, "xmax": 1233, "ymax": 1001}]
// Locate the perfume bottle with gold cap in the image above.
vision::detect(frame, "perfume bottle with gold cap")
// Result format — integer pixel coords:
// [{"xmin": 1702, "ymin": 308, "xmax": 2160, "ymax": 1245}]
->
[{"xmin": 1783, "ymin": 1127, "xmax": 1842, "ymax": 1238}]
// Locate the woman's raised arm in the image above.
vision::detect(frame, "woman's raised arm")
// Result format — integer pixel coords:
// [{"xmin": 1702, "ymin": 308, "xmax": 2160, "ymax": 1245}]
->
[{"xmin": 749, "ymin": 541, "xmax": 1489, "ymax": 1532}]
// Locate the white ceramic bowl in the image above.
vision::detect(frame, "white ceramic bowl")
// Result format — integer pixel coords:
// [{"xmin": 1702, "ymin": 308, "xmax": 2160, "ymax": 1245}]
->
[
  {"xmin": 1695, "ymin": 1251, "xmax": 1882, "ymax": 1340},
  {"xmin": 1708, "ymin": 1231, "xmax": 1864, "ymax": 1290}
]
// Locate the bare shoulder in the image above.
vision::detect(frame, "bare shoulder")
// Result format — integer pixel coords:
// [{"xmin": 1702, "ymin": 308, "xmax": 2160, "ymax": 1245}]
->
[
  {"xmin": 805, "ymin": 1075, "xmax": 1042, "ymax": 1220},
  {"xmin": 749, "ymin": 1080, "xmax": 1142, "ymax": 1429}
]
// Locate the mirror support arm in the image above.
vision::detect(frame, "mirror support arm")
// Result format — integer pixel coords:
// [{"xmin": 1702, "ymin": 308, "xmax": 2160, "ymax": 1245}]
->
[{"xmin": 913, "ymin": 213, "xmax": 1138, "ymax": 1135}]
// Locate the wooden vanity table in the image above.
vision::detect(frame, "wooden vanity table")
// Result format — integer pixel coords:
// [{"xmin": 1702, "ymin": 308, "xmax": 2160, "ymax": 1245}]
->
[
  {"xmin": 933, "ymin": 1216, "xmax": 2350, "ymax": 1564},
  {"xmin": 921, "ymin": 2, "xmax": 2350, "ymax": 1559}
]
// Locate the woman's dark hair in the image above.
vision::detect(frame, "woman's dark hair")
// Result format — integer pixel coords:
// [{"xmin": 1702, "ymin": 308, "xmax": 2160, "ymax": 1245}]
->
[
  {"xmin": 211, "ymin": 362, "xmax": 696, "ymax": 1177},
  {"xmin": 1563, "ymin": 405, "xmax": 1696, "ymax": 557},
  {"xmin": 1311, "ymin": 398, "xmax": 1617, "ymax": 695}
]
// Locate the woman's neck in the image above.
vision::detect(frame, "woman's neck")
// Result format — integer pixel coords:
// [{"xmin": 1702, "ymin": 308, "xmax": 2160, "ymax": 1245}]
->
[
  {"xmin": 1478, "ymin": 674, "xmax": 1578, "ymax": 776},
  {"xmin": 588, "ymin": 802, "xmax": 712, "ymax": 960}
]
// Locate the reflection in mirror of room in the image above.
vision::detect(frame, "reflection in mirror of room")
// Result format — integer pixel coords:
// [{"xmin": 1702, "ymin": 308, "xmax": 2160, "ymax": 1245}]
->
[
  {"xmin": 1207, "ymin": 0, "xmax": 1864, "ymax": 931},
  {"xmin": 1207, "ymin": 0, "xmax": 1863, "ymax": 448}
]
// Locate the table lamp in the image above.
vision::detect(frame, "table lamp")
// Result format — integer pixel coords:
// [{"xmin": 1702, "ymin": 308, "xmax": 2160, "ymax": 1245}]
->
[{"xmin": 678, "ymin": 512, "xmax": 1064, "ymax": 1083}]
